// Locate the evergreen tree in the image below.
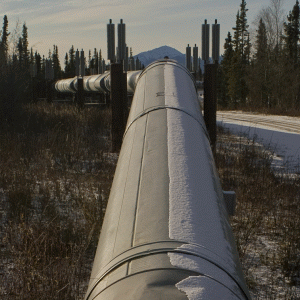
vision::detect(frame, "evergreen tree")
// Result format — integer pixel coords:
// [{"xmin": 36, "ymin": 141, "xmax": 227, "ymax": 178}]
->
[
  {"xmin": 34, "ymin": 51, "xmax": 41, "ymax": 76},
  {"xmin": 219, "ymin": 32, "xmax": 234, "ymax": 107},
  {"xmin": 52, "ymin": 45, "xmax": 61, "ymax": 79},
  {"xmin": 255, "ymin": 19, "xmax": 268, "ymax": 62},
  {"xmin": 21, "ymin": 23, "xmax": 29, "ymax": 67},
  {"xmin": 232, "ymin": 11, "xmax": 241, "ymax": 54},
  {"xmin": 30, "ymin": 47, "xmax": 34, "ymax": 64},
  {"xmin": 228, "ymin": 0, "xmax": 250, "ymax": 106},
  {"xmin": 283, "ymin": 0, "xmax": 300, "ymax": 64},
  {"xmin": 64, "ymin": 52, "xmax": 69, "ymax": 74},
  {"xmin": 239, "ymin": 0, "xmax": 249, "ymax": 62},
  {"xmin": 248, "ymin": 19, "xmax": 270, "ymax": 107},
  {"xmin": 17, "ymin": 37, "xmax": 23, "ymax": 66},
  {"xmin": 68, "ymin": 45, "xmax": 75, "ymax": 76},
  {"xmin": 94, "ymin": 48, "xmax": 98, "ymax": 73},
  {"xmin": 0, "ymin": 15, "xmax": 10, "ymax": 66}
]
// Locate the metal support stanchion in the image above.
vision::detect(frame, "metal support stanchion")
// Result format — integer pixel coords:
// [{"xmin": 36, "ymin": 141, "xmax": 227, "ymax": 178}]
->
[
  {"xmin": 76, "ymin": 77, "xmax": 84, "ymax": 108},
  {"xmin": 111, "ymin": 63, "xmax": 126, "ymax": 152},
  {"xmin": 46, "ymin": 80, "xmax": 53, "ymax": 103}
]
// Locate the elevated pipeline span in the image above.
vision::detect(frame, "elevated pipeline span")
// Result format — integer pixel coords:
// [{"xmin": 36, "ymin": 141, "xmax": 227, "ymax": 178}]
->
[{"xmin": 84, "ymin": 59, "xmax": 251, "ymax": 300}]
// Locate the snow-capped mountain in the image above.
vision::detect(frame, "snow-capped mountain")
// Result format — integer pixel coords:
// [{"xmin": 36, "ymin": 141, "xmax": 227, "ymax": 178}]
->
[
  {"xmin": 134, "ymin": 45, "xmax": 185, "ymax": 67},
  {"xmin": 134, "ymin": 45, "xmax": 223, "ymax": 69}
]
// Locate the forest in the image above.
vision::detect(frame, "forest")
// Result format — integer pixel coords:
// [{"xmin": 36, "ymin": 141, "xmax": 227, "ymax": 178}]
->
[
  {"xmin": 219, "ymin": 0, "xmax": 300, "ymax": 114},
  {"xmin": 1, "ymin": 0, "xmax": 300, "ymax": 118}
]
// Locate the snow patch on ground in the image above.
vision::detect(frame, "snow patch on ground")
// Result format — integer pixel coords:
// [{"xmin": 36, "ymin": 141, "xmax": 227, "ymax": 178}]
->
[{"xmin": 217, "ymin": 112, "xmax": 300, "ymax": 176}]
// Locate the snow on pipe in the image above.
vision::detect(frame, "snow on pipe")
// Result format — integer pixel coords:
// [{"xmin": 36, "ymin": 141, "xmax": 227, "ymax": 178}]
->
[
  {"xmin": 54, "ymin": 70, "xmax": 142, "ymax": 95},
  {"xmin": 84, "ymin": 59, "xmax": 251, "ymax": 300}
]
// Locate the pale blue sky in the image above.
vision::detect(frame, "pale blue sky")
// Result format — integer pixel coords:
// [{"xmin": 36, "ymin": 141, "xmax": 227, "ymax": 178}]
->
[{"xmin": 0, "ymin": 0, "xmax": 298, "ymax": 62}]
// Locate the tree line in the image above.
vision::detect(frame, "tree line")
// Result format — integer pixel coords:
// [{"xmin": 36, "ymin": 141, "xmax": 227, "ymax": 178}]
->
[
  {"xmin": 219, "ymin": 0, "xmax": 300, "ymax": 112},
  {"xmin": 2, "ymin": 1, "xmax": 300, "ymax": 118},
  {"xmin": 0, "ymin": 15, "xmax": 109, "ymax": 121}
]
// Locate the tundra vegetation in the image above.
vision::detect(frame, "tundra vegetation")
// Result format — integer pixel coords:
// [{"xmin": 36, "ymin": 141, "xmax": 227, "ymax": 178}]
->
[
  {"xmin": 0, "ymin": 103, "xmax": 299, "ymax": 299},
  {"xmin": 1, "ymin": 0, "xmax": 300, "ymax": 299}
]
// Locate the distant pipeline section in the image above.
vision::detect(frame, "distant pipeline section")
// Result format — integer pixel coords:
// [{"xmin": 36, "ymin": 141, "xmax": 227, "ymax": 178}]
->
[
  {"xmin": 84, "ymin": 59, "xmax": 251, "ymax": 300},
  {"xmin": 55, "ymin": 69, "xmax": 203, "ymax": 96},
  {"xmin": 55, "ymin": 70, "xmax": 142, "ymax": 95}
]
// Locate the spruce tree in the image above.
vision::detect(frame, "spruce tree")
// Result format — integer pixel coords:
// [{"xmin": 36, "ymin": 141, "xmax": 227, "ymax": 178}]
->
[
  {"xmin": 17, "ymin": 37, "xmax": 23, "ymax": 66},
  {"xmin": 219, "ymin": 32, "xmax": 234, "ymax": 107},
  {"xmin": 255, "ymin": 19, "xmax": 268, "ymax": 62},
  {"xmin": 284, "ymin": 0, "xmax": 300, "ymax": 64},
  {"xmin": 228, "ymin": 0, "xmax": 250, "ymax": 106},
  {"xmin": 251, "ymin": 19, "xmax": 269, "ymax": 107},
  {"xmin": 68, "ymin": 45, "xmax": 75, "ymax": 76},
  {"xmin": 52, "ymin": 45, "xmax": 61, "ymax": 79},
  {"xmin": 21, "ymin": 23, "xmax": 29, "ymax": 68},
  {"xmin": 34, "ymin": 51, "xmax": 41, "ymax": 76},
  {"xmin": 239, "ymin": 0, "xmax": 249, "ymax": 62},
  {"xmin": 94, "ymin": 48, "xmax": 98, "ymax": 73},
  {"xmin": 0, "ymin": 15, "xmax": 10, "ymax": 66},
  {"xmin": 64, "ymin": 52, "xmax": 69, "ymax": 75}
]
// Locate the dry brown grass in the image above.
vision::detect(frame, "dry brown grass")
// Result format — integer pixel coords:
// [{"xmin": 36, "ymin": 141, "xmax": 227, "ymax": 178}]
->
[
  {"xmin": 216, "ymin": 126, "xmax": 300, "ymax": 299},
  {"xmin": 1, "ymin": 101, "xmax": 300, "ymax": 299},
  {"xmin": 0, "ymin": 101, "xmax": 116, "ymax": 299}
]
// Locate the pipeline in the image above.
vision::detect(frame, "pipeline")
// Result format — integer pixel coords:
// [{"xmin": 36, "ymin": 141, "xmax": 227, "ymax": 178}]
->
[
  {"xmin": 55, "ymin": 70, "xmax": 142, "ymax": 95},
  {"xmin": 84, "ymin": 59, "xmax": 251, "ymax": 300},
  {"xmin": 55, "ymin": 68, "xmax": 202, "ymax": 96}
]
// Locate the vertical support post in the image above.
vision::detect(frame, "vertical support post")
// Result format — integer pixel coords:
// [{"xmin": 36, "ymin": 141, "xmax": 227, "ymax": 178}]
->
[
  {"xmin": 46, "ymin": 80, "xmax": 53, "ymax": 103},
  {"xmin": 117, "ymin": 19, "xmax": 126, "ymax": 63},
  {"xmin": 212, "ymin": 19, "xmax": 220, "ymax": 63},
  {"xmin": 111, "ymin": 63, "xmax": 126, "ymax": 152},
  {"xmin": 123, "ymin": 71, "xmax": 128, "ymax": 124},
  {"xmin": 80, "ymin": 49, "xmax": 85, "ymax": 77},
  {"xmin": 124, "ymin": 46, "xmax": 129, "ymax": 71},
  {"xmin": 202, "ymin": 19, "xmax": 210, "ymax": 64},
  {"xmin": 193, "ymin": 44, "xmax": 198, "ymax": 74},
  {"xmin": 77, "ymin": 77, "xmax": 84, "ymax": 108},
  {"xmin": 105, "ymin": 93, "xmax": 110, "ymax": 106},
  {"xmin": 186, "ymin": 44, "xmax": 191, "ymax": 71},
  {"xmin": 204, "ymin": 63, "xmax": 217, "ymax": 153},
  {"xmin": 107, "ymin": 19, "xmax": 115, "ymax": 63}
]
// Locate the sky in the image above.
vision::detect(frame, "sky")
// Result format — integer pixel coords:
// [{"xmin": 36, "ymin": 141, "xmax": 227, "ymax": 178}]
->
[{"xmin": 0, "ymin": 0, "xmax": 298, "ymax": 63}]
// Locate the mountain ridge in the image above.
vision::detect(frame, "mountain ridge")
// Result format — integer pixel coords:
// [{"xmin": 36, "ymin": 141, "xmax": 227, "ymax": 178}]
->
[{"xmin": 133, "ymin": 45, "xmax": 185, "ymax": 67}]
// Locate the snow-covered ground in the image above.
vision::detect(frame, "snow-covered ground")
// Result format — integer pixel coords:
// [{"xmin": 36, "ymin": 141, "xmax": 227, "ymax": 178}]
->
[{"xmin": 217, "ymin": 111, "xmax": 300, "ymax": 176}]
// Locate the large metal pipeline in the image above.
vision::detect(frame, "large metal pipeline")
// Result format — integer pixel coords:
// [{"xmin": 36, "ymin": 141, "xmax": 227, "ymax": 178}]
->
[
  {"xmin": 55, "ymin": 70, "xmax": 142, "ymax": 95},
  {"xmin": 84, "ymin": 59, "xmax": 251, "ymax": 300}
]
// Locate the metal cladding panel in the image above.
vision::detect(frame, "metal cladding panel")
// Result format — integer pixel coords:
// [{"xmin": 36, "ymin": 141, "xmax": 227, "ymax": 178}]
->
[
  {"xmin": 93, "ymin": 72, "xmax": 110, "ymax": 93},
  {"xmin": 87, "ymin": 74, "xmax": 103, "ymax": 92},
  {"xmin": 83, "ymin": 76, "xmax": 90, "ymax": 91},
  {"xmin": 127, "ymin": 70, "xmax": 142, "ymax": 94},
  {"xmin": 85, "ymin": 60, "xmax": 251, "ymax": 300},
  {"xmin": 55, "ymin": 77, "xmax": 77, "ymax": 93}
]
